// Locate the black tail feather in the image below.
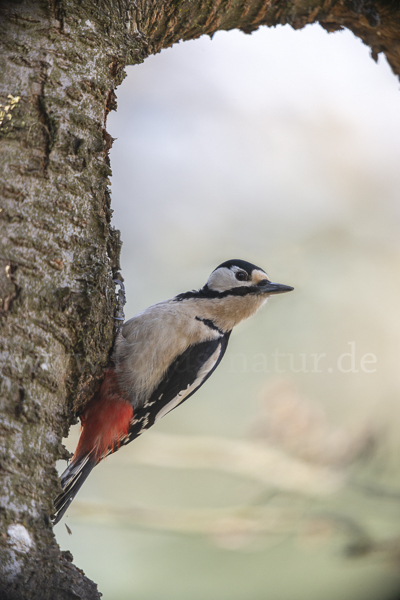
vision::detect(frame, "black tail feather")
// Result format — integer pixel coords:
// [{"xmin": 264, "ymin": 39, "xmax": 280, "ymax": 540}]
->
[{"xmin": 51, "ymin": 455, "xmax": 96, "ymax": 525}]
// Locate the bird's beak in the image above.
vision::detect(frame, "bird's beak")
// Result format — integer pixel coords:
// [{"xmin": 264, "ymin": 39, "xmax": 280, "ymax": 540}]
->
[{"xmin": 257, "ymin": 280, "xmax": 294, "ymax": 295}]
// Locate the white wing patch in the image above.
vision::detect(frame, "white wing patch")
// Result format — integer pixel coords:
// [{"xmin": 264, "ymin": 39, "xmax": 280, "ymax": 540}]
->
[{"xmin": 154, "ymin": 344, "xmax": 222, "ymax": 423}]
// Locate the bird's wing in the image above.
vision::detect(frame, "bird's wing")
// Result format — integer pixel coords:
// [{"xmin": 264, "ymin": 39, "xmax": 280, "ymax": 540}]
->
[
  {"xmin": 125, "ymin": 331, "xmax": 231, "ymax": 443},
  {"xmin": 115, "ymin": 301, "xmax": 222, "ymax": 408}
]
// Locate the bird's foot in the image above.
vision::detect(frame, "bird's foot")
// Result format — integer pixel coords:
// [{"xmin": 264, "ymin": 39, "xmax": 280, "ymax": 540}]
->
[{"xmin": 113, "ymin": 279, "xmax": 126, "ymax": 323}]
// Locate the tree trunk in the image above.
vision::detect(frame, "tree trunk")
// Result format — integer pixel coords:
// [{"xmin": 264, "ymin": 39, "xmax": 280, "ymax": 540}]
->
[
  {"xmin": 0, "ymin": 0, "xmax": 399, "ymax": 598},
  {"xmin": 0, "ymin": 2, "xmax": 131, "ymax": 598}
]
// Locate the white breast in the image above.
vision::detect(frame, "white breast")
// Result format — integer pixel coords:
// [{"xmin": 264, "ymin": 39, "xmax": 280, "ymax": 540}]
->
[{"xmin": 113, "ymin": 300, "xmax": 221, "ymax": 408}]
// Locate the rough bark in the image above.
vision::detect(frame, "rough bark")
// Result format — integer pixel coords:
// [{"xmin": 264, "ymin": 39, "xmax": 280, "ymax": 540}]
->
[
  {"xmin": 0, "ymin": 0, "xmax": 399, "ymax": 599},
  {"xmin": 137, "ymin": 0, "xmax": 400, "ymax": 77},
  {"xmin": 0, "ymin": 2, "xmax": 141, "ymax": 599}
]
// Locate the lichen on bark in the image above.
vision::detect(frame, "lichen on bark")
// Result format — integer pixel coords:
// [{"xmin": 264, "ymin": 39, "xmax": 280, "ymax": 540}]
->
[
  {"xmin": 0, "ymin": 0, "xmax": 399, "ymax": 598},
  {"xmin": 0, "ymin": 1, "xmax": 142, "ymax": 598}
]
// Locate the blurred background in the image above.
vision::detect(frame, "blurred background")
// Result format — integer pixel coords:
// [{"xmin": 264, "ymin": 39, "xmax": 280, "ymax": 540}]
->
[{"xmin": 56, "ymin": 24, "xmax": 400, "ymax": 600}]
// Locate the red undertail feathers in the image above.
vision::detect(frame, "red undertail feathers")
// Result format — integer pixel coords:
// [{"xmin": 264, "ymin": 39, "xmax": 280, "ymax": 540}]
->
[
  {"xmin": 51, "ymin": 368, "xmax": 133, "ymax": 525},
  {"xmin": 74, "ymin": 368, "xmax": 133, "ymax": 463}
]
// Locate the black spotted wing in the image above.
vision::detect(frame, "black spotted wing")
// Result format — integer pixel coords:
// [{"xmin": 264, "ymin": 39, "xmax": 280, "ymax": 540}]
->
[{"xmin": 125, "ymin": 331, "xmax": 231, "ymax": 443}]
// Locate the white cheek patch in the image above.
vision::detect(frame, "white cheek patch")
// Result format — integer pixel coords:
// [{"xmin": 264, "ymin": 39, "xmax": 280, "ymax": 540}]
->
[
  {"xmin": 155, "ymin": 345, "xmax": 221, "ymax": 422},
  {"xmin": 207, "ymin": 267, "xmax": 255, "ymax": 291},
  {"xmin": 207, "ymin": 267, "xmax": 236, "ymax": 292}
]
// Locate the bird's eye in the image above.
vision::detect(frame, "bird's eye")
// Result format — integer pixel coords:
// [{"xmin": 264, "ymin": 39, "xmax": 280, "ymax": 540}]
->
[{"xmin": 235, "ymin": 271, "xmax": 248, "ymax": 282}]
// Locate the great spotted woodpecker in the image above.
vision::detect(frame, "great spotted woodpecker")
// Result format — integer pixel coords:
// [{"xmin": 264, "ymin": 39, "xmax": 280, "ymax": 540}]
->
[{"xmin": 52, "ymin": 259, "xmax": 293, "ymax": 524}]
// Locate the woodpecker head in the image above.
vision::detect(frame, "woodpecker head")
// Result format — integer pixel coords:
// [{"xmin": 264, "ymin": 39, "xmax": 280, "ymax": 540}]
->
[{"xmin": 204, "ymin": 259, "xmax": 294, "ymax": 297}]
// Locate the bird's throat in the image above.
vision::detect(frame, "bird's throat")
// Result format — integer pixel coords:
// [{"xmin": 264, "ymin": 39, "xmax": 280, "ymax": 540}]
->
[{"xmin": 199, "ymin": 294, "xmax": 267, "ymax": 332}]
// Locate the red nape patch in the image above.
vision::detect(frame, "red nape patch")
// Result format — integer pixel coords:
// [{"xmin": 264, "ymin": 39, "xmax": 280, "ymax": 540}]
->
[{"xmin": 73, "ymin": 369, "xmax": 133, "ymax": 463}]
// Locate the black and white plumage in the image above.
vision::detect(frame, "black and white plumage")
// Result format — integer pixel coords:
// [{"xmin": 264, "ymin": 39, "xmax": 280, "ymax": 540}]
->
[{"xmin": 52, "ymin": 259, "xmax": 293, "ymax": 524}]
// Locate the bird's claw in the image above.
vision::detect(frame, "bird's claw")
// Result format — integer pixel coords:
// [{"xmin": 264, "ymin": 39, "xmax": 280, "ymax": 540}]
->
[
  {"xmin": 113, "ymin": 278, "xmax": 126, "ymax": 324},
  {"xmin": 113, "ymin": 279, "xmax": 125, "ymax": 294}
]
